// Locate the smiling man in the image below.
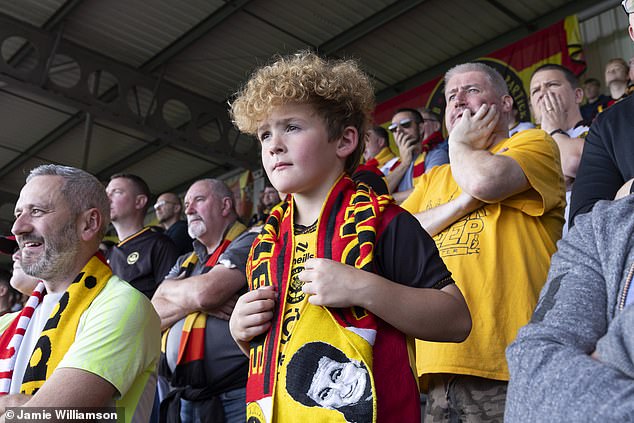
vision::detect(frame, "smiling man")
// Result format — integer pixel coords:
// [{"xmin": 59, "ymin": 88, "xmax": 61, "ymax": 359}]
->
[
  {"xmin": 0, "ymin": 164, "xmax": 160, "ymax": 423},
  {"xmin": 151, "ymin": 178, "xmax": 257, "ymax": 423},
  {"xmin": 401, "ymin": 62, "xmax": 566, "ymax": 421}
]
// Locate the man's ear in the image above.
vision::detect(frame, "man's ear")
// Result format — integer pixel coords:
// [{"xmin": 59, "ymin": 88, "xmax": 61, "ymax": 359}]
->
[
  {"xmin": 135, "ymin": 194, "xmax": 148, "ymax": 211},
  {"xmin": 630, "ymin": 24, "xmax": 634, "ymax": 43},
  {"xmin": 501, "ymin": 95, "xmax": 513, "ymax": 113},
  {"xmin": 220, "ymin": 197, "xmax": 234, "ymax": 217},
  {"xmin": 336, "ymin": 126, "xmax": 358, "ymax": 160},
  {"xmin": 79, "ymin": 208, "xmax": 102, "ymax": 242},
  {"xmin": 574, "ymin": 87, "xmax": 584, "ymax": 105}
]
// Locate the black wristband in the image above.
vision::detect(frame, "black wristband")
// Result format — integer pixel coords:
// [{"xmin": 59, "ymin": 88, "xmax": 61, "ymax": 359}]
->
[{"xmin": 549, "ymin": 129, "xmax": 567, "ymax": 137}]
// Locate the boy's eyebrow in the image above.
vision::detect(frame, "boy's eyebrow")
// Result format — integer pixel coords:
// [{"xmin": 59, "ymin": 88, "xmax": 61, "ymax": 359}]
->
[{"xmin": 257, "ymin": 116, "xmax": 304, "ymax": 131}]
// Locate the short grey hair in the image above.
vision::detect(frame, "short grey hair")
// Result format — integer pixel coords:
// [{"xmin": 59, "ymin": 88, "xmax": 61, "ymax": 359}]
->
[
  {"xmin": 194, "ymin": 179, "xmax": 237, "ymax": 216},
  {"xmin": 445, "ymin": 62, "xmax": 509, "ymax": 97},
  {"xmin": 27, "ymin": 164, "xmax": 110, "ymax": 238}
]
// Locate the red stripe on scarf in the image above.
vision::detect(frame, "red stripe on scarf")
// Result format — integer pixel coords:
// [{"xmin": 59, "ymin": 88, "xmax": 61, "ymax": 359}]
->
[{"xmin": 181, "ymin": 327, "xmax": 205, "ymax": 363}]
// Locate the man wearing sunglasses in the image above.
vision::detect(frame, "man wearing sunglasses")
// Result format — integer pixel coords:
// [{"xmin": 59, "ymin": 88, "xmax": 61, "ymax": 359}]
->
[
  {"xmin": 506, "ymin": 2, "xmax": 634, "ymax": 421},
  {"xmin": 385, "ymin": 108, "xmax": 448, "ymax": 203},
  {"xmin": 570, "ymin": 0, "xmax": 634, "ymax": 223}
]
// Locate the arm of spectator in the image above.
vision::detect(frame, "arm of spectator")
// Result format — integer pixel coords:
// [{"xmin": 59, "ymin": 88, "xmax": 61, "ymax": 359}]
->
[
  {"xmin": 300, "ymin": 259, "xmax": 471, "ymax": 342},
  {"xmin": 207, "ymin": 294, "xmax": 238, "ymax": 321},
  {"xmin": 593, "ymin": 305, "xmax": 634, "ymax": 378},
  {"xmin": 410, "ymin": 191, "xmax": 483, "ymax": 237},
  {"xmin": 570, "ymin": 117, "xmax": 624, "ymax": 224},
  {"xmin": 152, "ymin": 264, "xmax": 245, "ymax": 328},
  {"xmin": 391, "ymin": 188, "xmax": 413, "ymax": 205},
  {"xmin": 506, "ymin": 208, "xmax": 634, "ymax": 422},
  {"xmin": 615, "ymin": 178, "xmax": 634, "ymax": 200},
  {"xmin": 385, "ymin": 131, "xmax": 418, "ymax": 193},
  {"xmin": 0, "ymin": 368, "xmax": 116, "ymax": 417},
  {"xmin": 538, "ymin": 92, "xmax": 584, "ymax": 181},
  {"xmin": 448, "ymin": 105, "xmax": 530, "ymax": 202},
  {"xmin": 550, "ymin": 133, "xmax": 584, "ymax": 183},
  {"xmin": 151, "ymin": 295, "xmax": 190, "ymax": 330}
]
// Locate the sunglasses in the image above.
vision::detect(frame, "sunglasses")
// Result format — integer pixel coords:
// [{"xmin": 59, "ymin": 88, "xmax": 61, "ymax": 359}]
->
[
  {"xmin": 153, "ymin": 200, "xmax": 177, "ymax": 210},
  {"xmin": 388, "ymin": 118, "xmax": 414, "ymax": 133},
  {"xmin": 623, "ymin": 0, "xmax": 633, "ymax": 14}
]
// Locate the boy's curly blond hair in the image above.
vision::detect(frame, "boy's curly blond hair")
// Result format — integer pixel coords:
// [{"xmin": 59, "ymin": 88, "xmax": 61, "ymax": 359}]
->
[{"xmin": 230, "ymin": 51, "xmax": 375, "ymax": 174}]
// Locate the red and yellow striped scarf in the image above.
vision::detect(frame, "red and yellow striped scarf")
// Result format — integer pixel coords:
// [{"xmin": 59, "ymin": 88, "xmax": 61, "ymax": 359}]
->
[{"xmin": 245, "ymin": 175, "xmax": 417, "ymax": 422}]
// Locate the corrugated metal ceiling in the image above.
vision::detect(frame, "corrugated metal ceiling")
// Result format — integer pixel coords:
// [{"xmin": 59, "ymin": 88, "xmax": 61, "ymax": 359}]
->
[{"xmin": 0, "ymin": 0, "xmax": 622, "ymax": 235}]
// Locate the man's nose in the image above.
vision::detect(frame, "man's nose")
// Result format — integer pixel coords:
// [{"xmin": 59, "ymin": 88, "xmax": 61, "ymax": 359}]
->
[{"xmin": 12, "ymin": 214, "xmax": 31, "ymax": 237}]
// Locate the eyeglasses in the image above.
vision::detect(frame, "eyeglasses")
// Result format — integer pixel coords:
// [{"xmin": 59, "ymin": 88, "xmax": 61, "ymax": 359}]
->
[
  {"xmin": 623, "ymin": 0, "xmax": 633, "ymax": 14},
  {"xmin": 153, "ymin": 200, "xmax": 176, "ymax": 210},
  {"xmin": 388, "ymin": 118, "xmax": 414, "ymax": 133}
]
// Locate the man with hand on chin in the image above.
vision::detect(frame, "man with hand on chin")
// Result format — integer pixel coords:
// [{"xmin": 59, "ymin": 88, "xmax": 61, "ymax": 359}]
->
[{"xmin": 402, "ymin": 62, "xmax": 566, "ymax": 422}]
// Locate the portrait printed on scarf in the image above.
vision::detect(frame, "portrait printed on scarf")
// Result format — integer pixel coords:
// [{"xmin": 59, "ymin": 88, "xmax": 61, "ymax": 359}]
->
[{"xmin": 285, "ymin": 341, "xmax": 373, "ymax": 423}]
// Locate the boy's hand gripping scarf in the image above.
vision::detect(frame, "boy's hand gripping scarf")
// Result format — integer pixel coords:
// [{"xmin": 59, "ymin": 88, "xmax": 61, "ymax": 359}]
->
[
  {"xmin": 0, "ymin": 254, "xmax": 110, "ymax": 395},
  {"xmin": 245, "ymin": 176, "xmax": 415, "ymax": 423}
]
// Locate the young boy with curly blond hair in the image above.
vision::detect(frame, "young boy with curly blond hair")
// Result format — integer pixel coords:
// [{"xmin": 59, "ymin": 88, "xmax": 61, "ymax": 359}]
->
[{"xmin": 229, "ymin": 51, "xmax": 471, "ymax": 423}]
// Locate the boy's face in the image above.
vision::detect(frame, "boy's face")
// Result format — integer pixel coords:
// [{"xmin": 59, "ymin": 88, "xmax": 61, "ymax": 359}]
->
[{"xmin": 257, "ymin": 103, "xmax": 348, "ymax": 197}]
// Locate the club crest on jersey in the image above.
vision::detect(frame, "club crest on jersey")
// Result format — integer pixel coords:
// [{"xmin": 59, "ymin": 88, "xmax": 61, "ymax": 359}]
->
[{"xmin": 127, "ymin": 252, "xmax": 140, "ymax": 264}]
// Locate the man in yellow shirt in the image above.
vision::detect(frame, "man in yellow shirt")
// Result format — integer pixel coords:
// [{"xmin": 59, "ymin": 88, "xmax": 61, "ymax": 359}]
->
[{"xmin": 401, "ymin": 62, "xmax": 566, "ymax": 422}]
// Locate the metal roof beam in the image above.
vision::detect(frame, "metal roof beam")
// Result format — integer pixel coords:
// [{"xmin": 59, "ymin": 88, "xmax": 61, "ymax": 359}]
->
[
  {"xmin": 140, "ymin": 0, "xmax": 253, "ymax": 71},
  {"xmin": 319, "ymin": 0, "xmax": 427, "ymax": 55},
  {"xmin": 376, "ymin": 0, "xmax": 599, "ymax": 102},
  {"xmin": 484, "ymin": 0, "xmax": 530, "ymax": 27},
  {"xmin": 0, "ymin": 12, "xmax": 257, "ymax": 179},
  {"xmin": 7, "ymin": 0, "xmax": 84, "ymax": 66}
]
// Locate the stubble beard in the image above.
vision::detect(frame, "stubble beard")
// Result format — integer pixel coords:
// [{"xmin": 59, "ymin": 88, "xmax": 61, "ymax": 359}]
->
[{"xmin": 22, "ymin": 219, "xmax": 81, "ymax": 282}]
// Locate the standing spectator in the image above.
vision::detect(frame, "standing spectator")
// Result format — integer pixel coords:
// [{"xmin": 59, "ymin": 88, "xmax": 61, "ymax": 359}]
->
[
  {"xmin": 106, "ymin": 174, "xmax": 179, "ymax": 298},
  {"xmin": 402, "ymin": 62, "xmax": 565, "ymax": 421},
  {"xmin": 602, "ymin": 58, "xmax": 630, "ymax": 109},
  {"xmin": 154, "ymin": 192, "xmax": 193, "ymax": 256},
  {"xmin": 570, "ymin": 2, "xmax": 634, "ymax": 224},
  {"xmin": 363, "ymin": 126, "xmax": 397, "ymax": 175},
  {"xmin": 152, "ymin": 179, "xmax": 256, "ymax": 423},
  {"xmin": 248, "ymin": 184, "xmax": 281, "ymax": 227},
  {"xmin": 580, "ymin": 78, "xmax": 611, "ymax": 121},
  {"xmin": 386, "ymin": 108, "xmax": 448, "ymax": 203},
  {"xmin": 529, "ymin": 63, "xmax": 589, "ymax": 232}
]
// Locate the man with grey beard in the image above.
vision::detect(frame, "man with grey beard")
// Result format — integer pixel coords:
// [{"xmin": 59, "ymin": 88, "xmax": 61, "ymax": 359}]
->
[
  {"xmin": 0, "ymin": 164, "xmax": 159, "ymax": 422},
  {"xmin": 151, "ymin": 178, "xmax": 257, "ymax": 423}
]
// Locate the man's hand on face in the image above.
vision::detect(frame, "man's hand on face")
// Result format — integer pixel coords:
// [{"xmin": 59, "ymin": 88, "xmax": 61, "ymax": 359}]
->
[
  {"xmin": 394, "ymin": 130, "xmax": 419, "ymax": 164},
  {"xmin": 539, "ymin": 91, "xmax": 568, "ymax": 134},
  {"xmin": 449, "ymin": 103, "xmax": 499, "ymax": 151}
]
